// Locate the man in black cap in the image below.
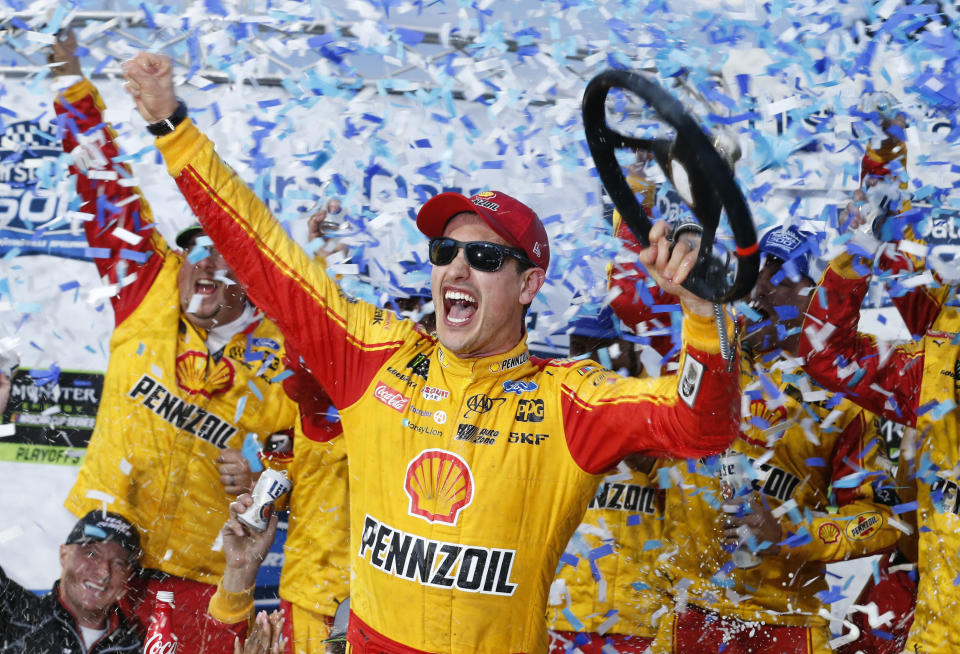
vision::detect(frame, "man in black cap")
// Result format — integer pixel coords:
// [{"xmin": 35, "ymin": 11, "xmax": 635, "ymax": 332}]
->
[{"xmin": 0, "ymin": 510, "xmax": 143, "ymax": 653}]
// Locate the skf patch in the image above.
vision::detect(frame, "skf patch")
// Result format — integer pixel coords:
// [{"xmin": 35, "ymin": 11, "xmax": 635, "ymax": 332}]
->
[{"xmin": 507, "ymin": 432, "xmax": 549, "ymax": 445}]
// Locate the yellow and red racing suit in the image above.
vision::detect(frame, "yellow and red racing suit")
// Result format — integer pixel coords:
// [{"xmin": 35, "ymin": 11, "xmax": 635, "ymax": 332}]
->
[
  {"xmin": 152, "ymin": 118, "xmax": 741, "ymax": 653},
  {"xmin": 277, "ymin": 352, "xmax": 351, "ymax": 635},
  {"xmin": 652, "ymin": 351, "xmax": 900, "ymax": 652},
  {"xmin": 55, "ymin": 79, "xmax": 326, "ymax": 591},
  {"xmin": 800, "ymin": 252, "xmax": 959, "ymax": 653},
  {"xmin": 861, "ymin": 137, "xmax": 908, "ymax": 192},
  {"xmin": 548, "ymin": 460, "xmax": 666, "ymax": 641},
  {"xmin": 207, "ymin": 359, "xmax": 350, "ymax": 648},
  {"xmin": 548, "ymin": 200, "xmax": 674, "ymax": 644}
]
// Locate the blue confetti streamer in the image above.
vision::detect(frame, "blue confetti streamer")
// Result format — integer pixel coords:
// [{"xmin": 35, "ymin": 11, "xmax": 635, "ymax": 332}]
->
[
  {"xmin": 241, "ymin": 432, "xmax": 264, "ymax": 473},
  {"xmin": 120, "ymin": 248, "xmax": 150, "ymax": 264}
]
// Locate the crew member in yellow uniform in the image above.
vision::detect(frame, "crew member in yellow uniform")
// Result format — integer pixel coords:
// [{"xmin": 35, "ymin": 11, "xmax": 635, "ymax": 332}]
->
[
  {"xmin": 832, "ymin": 98, "xmax": 919, "ymax": 654},
  {"xmin": 209, "ymin": 358, "xmax": 350, "ymax": 654},
  {"xmin": 122, "ymin": 52, "xmax": 742, "ymax": 653},
  {"xmin": 652, "ymin": 227, "xmax": 901, "ymax": 654},
  {"xmin": 546, "ymin": 166, "xmax": 717, "ymax": 654},
  {"xmin": 548, "ymin": 456, "xmax": 665, "ymax": 653},
  {"xmin": 50, "ymin": 34, "xmax": 346, "ymax": 653},
  {"xmin": 548, "ymin": 305, "xmax": 671, "ymax": 653},
  {"xmin": 801, "ymin": 206, "xmax": 960, "ymax": 649}
]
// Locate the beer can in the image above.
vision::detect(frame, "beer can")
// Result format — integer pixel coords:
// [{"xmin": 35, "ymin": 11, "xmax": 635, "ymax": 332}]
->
[
  {"xmin": 237, "ymin": 469, "xmax": 292, "ymax": 532},
  {"xmin": 718, "ymin": 451, "xmax": 762, "ymax": 569},
  {"xmin": 719, "ymin": 452, "xmax": 751, "ymax": 512}
]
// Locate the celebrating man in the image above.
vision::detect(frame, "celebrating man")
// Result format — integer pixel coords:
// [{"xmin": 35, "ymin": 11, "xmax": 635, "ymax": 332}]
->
[
  {"xmin": 0, "ymin": 511, "xmax": 142, "ymax": 653},
  {"xmin": 650, "ymin": 227, "xmax": 900, "ymax": 653},
  {"xmin": 51, "ymin": 32, "xmax": 347, "ymax": 652},
  {"xmin": 121, "ymin": 52, "xmax": 741, "ymax": 653},
  {"xmin": 800, "ymin": 213, "xmax": 957, "ymax": 652}
]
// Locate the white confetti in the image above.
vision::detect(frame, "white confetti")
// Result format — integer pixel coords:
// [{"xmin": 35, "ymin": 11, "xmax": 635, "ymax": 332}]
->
[
  {"xmin": 87, "ymin": 170, "xmax": 119, "ymax": 181},
  {"xmin": 186, "ymin": 293, "xmax": 203, "ymax": 314},
  {"xmin": 0, "ymin": 525, "xmax": 24, "ymax": 544},
  {"xmin": 85, "ymin": 490, "xmax": 115, "ymax": 504},
  {"xmin": 24, "ymin": 31, "xmax": 57, "ymax": 45},
  {"xmin": 87, "ymin": 284, "xmax": 120, "ymax": 304},
  {"xmin": 111, "ymin": 227, "xmax": 143, "ymax": 245}
]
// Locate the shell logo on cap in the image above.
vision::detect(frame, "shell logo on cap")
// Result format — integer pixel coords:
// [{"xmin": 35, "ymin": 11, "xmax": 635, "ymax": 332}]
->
[
  {"xmin": 176, "ymin": 351, "xmax": 235, "ymax": 398},
  {"xmin": 404, "ymin": 449, "xmax": 474, "ymax": 525},
  {"xmin": 471, "ymin": 191, "xmax": 500, "ymax": 212}
]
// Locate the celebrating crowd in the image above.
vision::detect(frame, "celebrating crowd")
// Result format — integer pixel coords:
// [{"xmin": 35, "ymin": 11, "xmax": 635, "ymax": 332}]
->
[{"xmin": 0, "ymin": 27, "xmax": 953, "ymax": 654}]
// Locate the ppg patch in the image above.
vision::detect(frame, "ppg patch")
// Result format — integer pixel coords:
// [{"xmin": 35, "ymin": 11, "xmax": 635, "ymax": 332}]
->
[{"xmin": 678, "ymin": 354, "xmax": 704, "ymax": 408}]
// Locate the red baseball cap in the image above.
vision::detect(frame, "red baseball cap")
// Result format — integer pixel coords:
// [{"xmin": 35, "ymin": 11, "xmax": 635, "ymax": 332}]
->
[{"xmin": 416, "ymin": 190, "xmax": 550, "ymax": 271}]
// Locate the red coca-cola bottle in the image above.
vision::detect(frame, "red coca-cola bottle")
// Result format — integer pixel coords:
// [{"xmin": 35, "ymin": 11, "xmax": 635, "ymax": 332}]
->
[{"xmin": 143, "ymin": 590, "xmax": 178, "ymax": 654}]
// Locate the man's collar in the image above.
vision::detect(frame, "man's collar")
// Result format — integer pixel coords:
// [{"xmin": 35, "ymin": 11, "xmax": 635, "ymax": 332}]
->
[{"xmin": 434, "ymin": 339, "xmax": 534, "ymax": 379}]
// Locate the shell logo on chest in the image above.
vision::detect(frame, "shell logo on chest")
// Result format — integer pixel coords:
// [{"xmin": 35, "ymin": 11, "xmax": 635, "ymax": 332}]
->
[
  {"xmin": 749, "ymin": 399, "xmax": 787, "ymax": 428},
  {"xmin": 175, "ymin": 351, "xmax": 236, "ymax": 398},
  {"xmin": 404, "ymin": 449, "xmax": 475, "ymax": 525}
]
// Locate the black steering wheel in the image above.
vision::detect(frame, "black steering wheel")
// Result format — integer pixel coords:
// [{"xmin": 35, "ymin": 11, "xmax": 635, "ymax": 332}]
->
[{"xmin": 582, "ymin": 69, "xmax": 759, "ymax": 303}]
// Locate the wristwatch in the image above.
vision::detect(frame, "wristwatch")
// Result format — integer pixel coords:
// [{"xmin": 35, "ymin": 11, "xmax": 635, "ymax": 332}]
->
[{"xmin": 146, "ymin": 100, "xmax": 188, "ymax": 136}]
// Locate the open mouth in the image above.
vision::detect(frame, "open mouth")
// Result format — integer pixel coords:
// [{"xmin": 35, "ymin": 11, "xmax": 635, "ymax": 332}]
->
[
  {"xmin": 83, "ymin": 580, "xmax": 107, "ymax": 593},
  {"xmin": 443, "ymin": 289, "xmax": 478, "ymax": 325},
  {"xmin": 194, "ymin": 279, "xmax": 217, "ymax": 296}
]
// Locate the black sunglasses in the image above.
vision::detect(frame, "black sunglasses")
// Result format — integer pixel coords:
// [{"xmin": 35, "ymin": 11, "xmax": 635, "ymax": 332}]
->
[{"xmin": 428, "ymin": 237, "xmax": 533, "ymax": 272}]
